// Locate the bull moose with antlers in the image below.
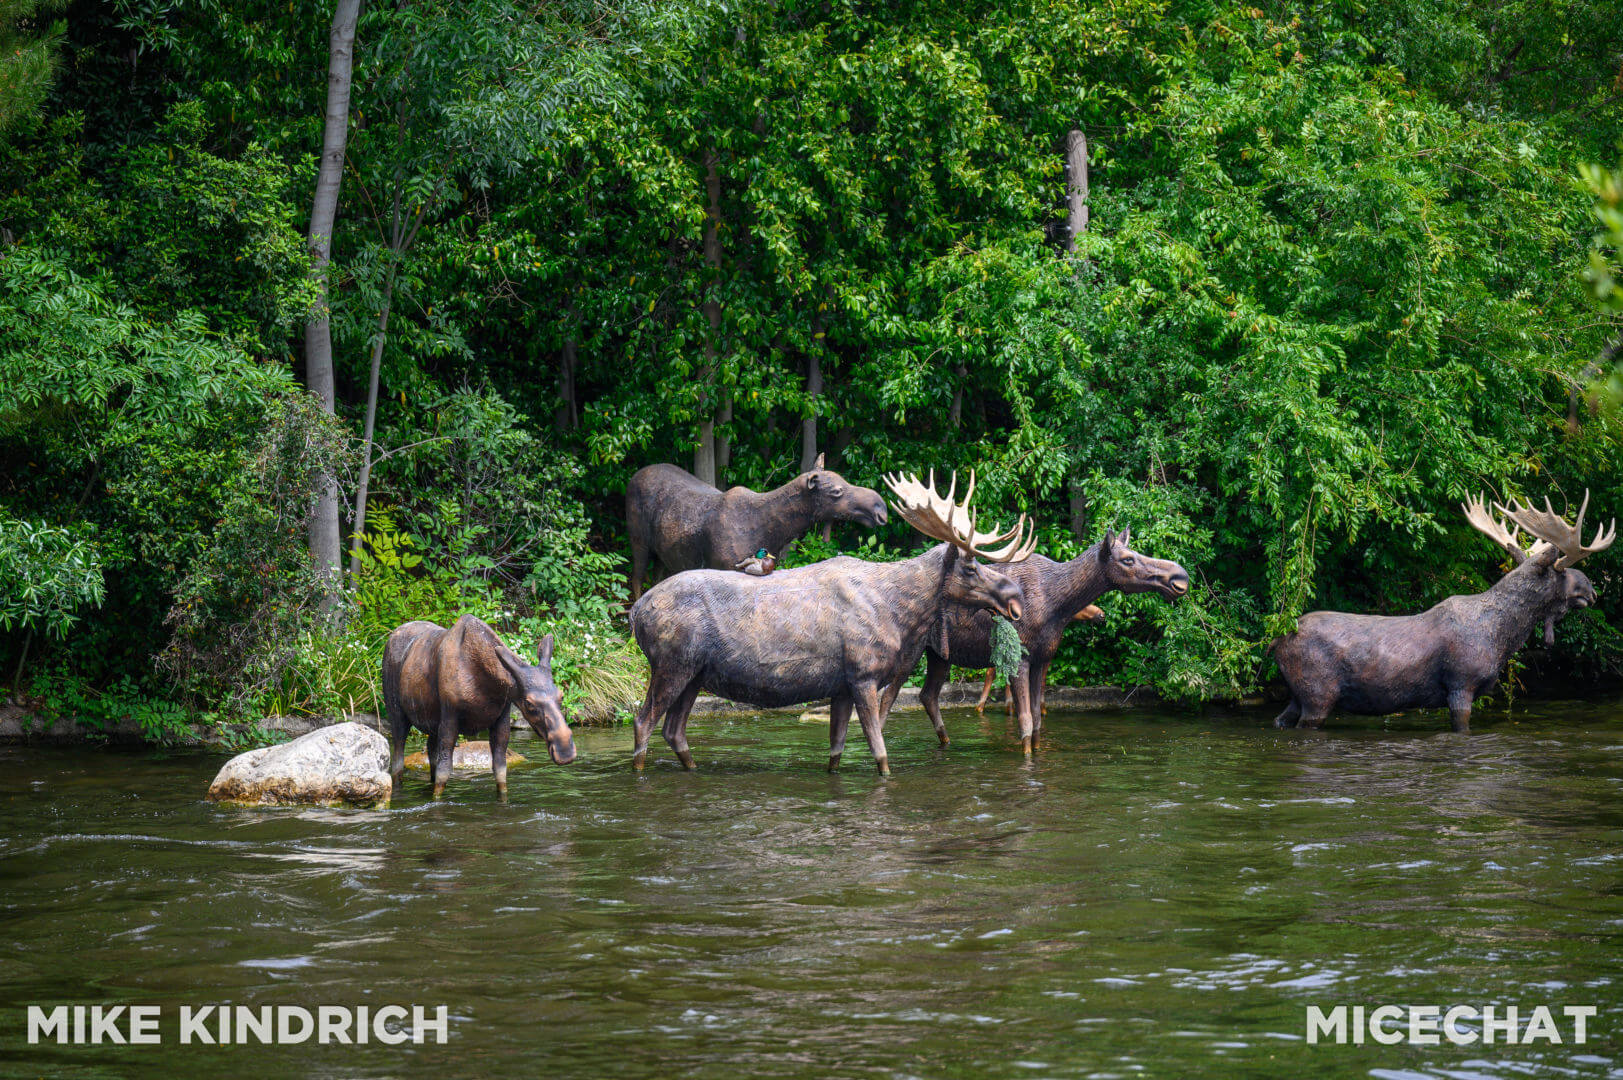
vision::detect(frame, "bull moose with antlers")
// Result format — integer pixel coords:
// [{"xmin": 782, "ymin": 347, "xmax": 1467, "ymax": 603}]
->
[
  {"xmin": 1273, "ymin": 490, "xmax": 1614, "ymax": 732},
  {"xmin": 911, "ymin": 528, "xmax": 1189, "ymax": 752},
  {"xmin": 625, "ymin": 454, "xmax": 888, "ymax": 601},
  {"xmin": 628, "ymin": 470, "xmax": 1035, "ymax": 775}
]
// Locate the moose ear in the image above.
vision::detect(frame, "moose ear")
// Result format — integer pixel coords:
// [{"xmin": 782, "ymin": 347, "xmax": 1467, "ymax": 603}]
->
[
  {"xmin": 495, "ymin": 645, "xmax": 526, "ymax": 682},
  {"xmin": 806, "ymin": 472, "xmax": 820, "ymax": 490},
  {"xmin": 814, "ymin": 452, "xmax": 825, "ymax": 470},
  {"xmin": 1098, "ymin": 530, "xmax": 1116, "ymax": 562},
  {"xmin": 537, "ymin": 633, "xmax": 554, "ymax": 667},
  {"xmin": 1121, "ymin": 527, "xmax": 1131, "ymax": 548}
]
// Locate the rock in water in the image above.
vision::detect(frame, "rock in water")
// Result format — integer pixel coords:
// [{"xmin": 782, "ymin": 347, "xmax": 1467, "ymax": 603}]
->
[
  {"xmin": 207, "ymin": 722, "xmax": 392, "ymax": 807},
  {"xmin": 402, "ymin": 741, "xmax": 525, "ymax": 771}
]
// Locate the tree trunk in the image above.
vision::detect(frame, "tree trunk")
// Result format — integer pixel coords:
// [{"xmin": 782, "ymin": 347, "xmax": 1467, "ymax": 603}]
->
[
  {"xmin": 715, "ymin": 395, "xmax": 732, "ymax": 481},
  {"xmin": 801, "ymin": 344, "xmax": 822, "ymax": 473},
  {"xmin": 554, "ymin": 335, "xmax": 577, "ymax": 433},
  {"xmin": 304, "ymin": 0, "xmax": 362, "ymax": 596},
  {"xmin": 1065, "ymin": 128, "xmax": 1089, "ymax": 258},
  {"xmin": 693, "ymin": 149, "xmax": 723, "ymax": 485},
  {"xmin": 949, "ymin": 362, "xmax": 967, "ymax": 428},
  {"xmin": 1068, "ymin": 479, "xmax": 1088, "ymax": 543},
  {"xmin": 347, "ymin": 265, "xmax": 396, "ymax": 582}
]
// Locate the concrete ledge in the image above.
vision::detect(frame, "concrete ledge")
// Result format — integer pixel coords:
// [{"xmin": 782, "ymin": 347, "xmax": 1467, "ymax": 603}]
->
[
  {"xmin": 1, "ymin": 687, "xmax": 1173, "ymax": 747},
  {"xmin": 683, "ymin": 681, "xmax": 1164, "ymax": 717}
]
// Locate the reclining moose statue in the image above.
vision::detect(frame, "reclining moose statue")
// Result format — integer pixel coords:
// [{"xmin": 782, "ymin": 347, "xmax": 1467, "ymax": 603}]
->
[
  {"xmin": 1273, "ymin": 490, "xmax": 1614, "ymax": 732},
  {"xmin": 628, "ymin": 469, "xmax": 1036, "ymax": 775},
  {"xmin": 625, "ymin": 454, "xmax": 888, "ymax": 600}
]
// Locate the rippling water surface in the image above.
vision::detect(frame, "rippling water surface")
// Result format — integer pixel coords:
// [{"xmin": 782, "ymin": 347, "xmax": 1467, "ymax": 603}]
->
[{"xmin": 2, "ymin": 699, "xmax": 1622, "ymax": 1078}]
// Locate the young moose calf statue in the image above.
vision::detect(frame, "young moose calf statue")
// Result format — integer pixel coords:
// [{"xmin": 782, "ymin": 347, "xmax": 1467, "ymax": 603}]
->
[
  {"xmin": 383, "ymin": 615, "xmax": 576, "ymax": 797},
  {"xmin": 1273, "ymin": 491, "xmax": 1614, "ymax": 733},
  {"xmin": 625, "ymin": 453, "xmax": 888, "ymax": 600}
]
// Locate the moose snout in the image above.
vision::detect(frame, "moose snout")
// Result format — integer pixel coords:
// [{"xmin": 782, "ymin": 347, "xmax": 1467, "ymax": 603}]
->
[
  {"xmin": 1167, "ymin": 570, "xmax": 1190, "ymax": 597},
  {"xmin": 863, "ymin": 494, "xmax": 889, "ymax": 528},
  {"xmin": 995, "ymin": 581, "xmax": 1025, "ymax": 622},
  {"xmin": 548, "ymin": 730, "xmax": 577, "ymax": 765}
]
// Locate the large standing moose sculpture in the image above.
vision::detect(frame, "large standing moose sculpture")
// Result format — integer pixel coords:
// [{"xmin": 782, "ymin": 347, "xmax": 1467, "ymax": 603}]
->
[
  {"xmin": 1273, "ymin": 490, "xmax": 1614, "ymax": 732},
  {"xmin": 912, "ymin": 529, "xmax": 1189, "ymax": 752},
  {"xmin": 628, "ymin": 470, "xmax": 1036, "ymax": 775},
  {"xmin": 625, "ymin": 454, "xmax": 888, "ymax": 601},
  {"xmin": 382, "ymin": 615, "xmax": 576, "ymax": 798}
]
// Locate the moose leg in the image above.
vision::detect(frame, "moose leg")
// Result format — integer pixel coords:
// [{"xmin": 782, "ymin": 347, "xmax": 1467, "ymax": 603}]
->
[
  {"xmin": 853, "ymin": 685, "xmax": 891, "ymax": 777},
  {"xmin": 976, "ymin": 668, "xmax": 996, "ymax": 712},
  {"xmin": 661, "ymin": 678, "xmax": 703, "ymax": 770},
  {"xmin": 629, "ymin": 540, "xmax": 649, "ymax": 603},
  {"xmin": 489, "ymin": 714, "xmax": 511, "ymax": 800},
  {"xmin": 632, "ymin": 669, "xmax": 690, "ymax": 770},
  {"xmin": 1027, "ymin": 663, "xmax": 1049, "ymax": 747},
  {"xmin": 920, "ymin": 652, "xmax": 952, "ymax": 747},
  {"xmin": 1007, "ymin": 663, "xmax": 1036, "ymax": 754},
  {"xmin": 430, "ymin": 711, "xmax": 457, "ymax": 798},
  {"xmin": 1447, "ymin": 688, "xmax": 1472, "ymax": 734},
  {"xmin": 827, "ymin": 695, "xmax": 853, "ymax": 772},
  {"xmin": 387, "ymin": 705, "xmax": 411, "ymax": 791},
  {"xmin": 1272, "ymin": 699, "xmax": 1302, "ymax": 729}
]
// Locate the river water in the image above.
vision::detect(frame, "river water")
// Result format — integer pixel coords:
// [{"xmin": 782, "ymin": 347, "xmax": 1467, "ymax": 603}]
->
[{"xmin": 1, "ymin": 700, "xmax": 1620, "ymax": 1078}]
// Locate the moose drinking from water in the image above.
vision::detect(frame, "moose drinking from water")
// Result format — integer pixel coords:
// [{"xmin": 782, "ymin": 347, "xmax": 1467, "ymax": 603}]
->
[
  {"xmin": 1273, "ymin": 490, "xmax": 1614, "ymax": 732},
  {"xmin": 625, "ymin": 454, "xmax": 888, "ymax": 600},
  {"xmin": 628, "ymin": 469, "xmax": 1035, "ymax": 775},
  {"xmin": 916, "ymin": 529, "xmax": 1189, "ymax": 752},
  {"xmin": 383, "ymin": 615, "xmax": 576, "ymax": 797}
]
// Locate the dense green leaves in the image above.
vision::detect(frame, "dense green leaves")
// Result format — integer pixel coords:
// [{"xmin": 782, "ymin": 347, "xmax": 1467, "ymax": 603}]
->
[{"xmin": 2, "ymin": 0, "xmax": 1620, "ymax": 713}]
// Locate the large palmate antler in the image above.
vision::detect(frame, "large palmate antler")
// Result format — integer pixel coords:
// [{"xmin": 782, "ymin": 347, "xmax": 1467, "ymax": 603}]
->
[
  {"xmin": 1462, "ymin": 493, "xmax": 1529, "ymax": 565},
  {"xmin": 1499, "ymin": 489, "xmax": 1617, "ymax": 571},
  {"xmin": 883, "ymin": 469, "xmax": 1038, "ymax": 563}
]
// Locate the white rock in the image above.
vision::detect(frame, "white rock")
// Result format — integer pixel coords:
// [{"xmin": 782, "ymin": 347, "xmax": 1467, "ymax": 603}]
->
[{"xmin": 207, "ymin": 721, "xmax": 391, "ymax": 807}]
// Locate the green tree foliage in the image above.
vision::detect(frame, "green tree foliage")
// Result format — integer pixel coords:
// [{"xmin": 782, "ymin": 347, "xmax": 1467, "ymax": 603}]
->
[
  {"xmin": 2, "ymin": 0, "xmax": 1621, "ymax": 716},
  {"xmin": 0, "ymin": 0, "xmax": 63, "ymax": 133}
]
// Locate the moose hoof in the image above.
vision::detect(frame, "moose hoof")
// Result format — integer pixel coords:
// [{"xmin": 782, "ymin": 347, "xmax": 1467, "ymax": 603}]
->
[
  {"xmin": 495, "ymin": 781, "xmax": 507, "ymax": 800},
  {"xmin": 937, "ymin": 732, "xmax": 950, "ymax": 747},
  {"xmin": 827, "ymin": 755, "xmax": 842, "ymax": 773},
  {"xmin": 975, "ymin": 704, "xmax": 985, "ymax": 715},
  {"xmin": 632, "ymin": 751, "xmax": 647, "ymax": 772},
  {"xmin": 1019, "ymin": 736, "xmax": 1032, "ymax": 756},
  {"xmin": 431, "ymin": 782, "xmax": 447, "ymax": 799},
  {"xmin": 675, "ymin": 749, "xmax": 696, "ymax": 770},
  {"xmin": 875, "ymin": 757, "xmax": 890, "ymax": 777}
]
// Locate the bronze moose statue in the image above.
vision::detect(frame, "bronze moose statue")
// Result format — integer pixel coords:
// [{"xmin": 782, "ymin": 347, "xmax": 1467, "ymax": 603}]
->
[
  {"xmin": 625, "ymin": 454, "xmax": 888, "ymax": 600},
  {"xmin": 917, "ymin": 530, "xmax": 1189, "ymax": 752},
  {"xmin": 1272, "ymin": 491, "xmax": 1614, "ymax": 732},
  {"xmin": 382, "ymin": 615, "xmax": 576, "ymax": 797},
  {"xmin": 628, "ymin": 469, "xmax": 1035, "ymax": 775}
]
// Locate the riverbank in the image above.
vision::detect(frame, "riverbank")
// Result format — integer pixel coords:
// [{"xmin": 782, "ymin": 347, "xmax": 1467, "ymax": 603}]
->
[{"xmin": 0, "ymin": 683, "xmax": 1176, "ymax": 747}]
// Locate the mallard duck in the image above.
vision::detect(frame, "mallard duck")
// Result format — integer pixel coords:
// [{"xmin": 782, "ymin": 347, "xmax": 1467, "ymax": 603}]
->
[{"xmin": 735, "ymin": 548, "xmax": 778, "ymax": 576}]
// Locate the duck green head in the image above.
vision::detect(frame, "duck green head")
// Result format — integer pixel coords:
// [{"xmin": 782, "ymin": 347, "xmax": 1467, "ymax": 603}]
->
[{"xmin": 756, "ymin": 548, "xmax": 770, "ymax": 559}]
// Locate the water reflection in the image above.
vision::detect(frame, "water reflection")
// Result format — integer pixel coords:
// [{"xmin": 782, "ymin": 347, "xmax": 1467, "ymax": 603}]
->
[{"xmin": 0, "ymin": 704, "xmax": 1619, "ymax": 1079}]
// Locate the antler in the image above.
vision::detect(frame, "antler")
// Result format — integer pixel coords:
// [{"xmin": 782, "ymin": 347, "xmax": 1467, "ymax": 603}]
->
[
  {"xmin": 1498, "ymin": 489, "xmax": 1616, "ymax": 571},
  {"xmin": 883, "ymin": 469, "xmax": 1037, "ymax": 563},
  {"xmin": 1462, "ymin": 493, "xmax": 1528, "ymax": 566}
]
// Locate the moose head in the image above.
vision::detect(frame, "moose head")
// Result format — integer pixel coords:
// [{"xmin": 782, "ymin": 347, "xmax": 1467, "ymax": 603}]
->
[
  {"xmin": 1096, "ymin": 528, "xmax": 1190, "ymax": 600},
  {"xmin": 1464, "ymin": 489, "xmax": 1615, "ymax": 646},
  {"xmin": 884, "ymin": 469, "xmax": 1036, "ymax": 622},
  {"xmin": 496, "ymin": 634, "xmax": 576, "ymax": 764},
  {"xmin": 804, "ymin": 452, "xmax": 889, "ymax": 530}
]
